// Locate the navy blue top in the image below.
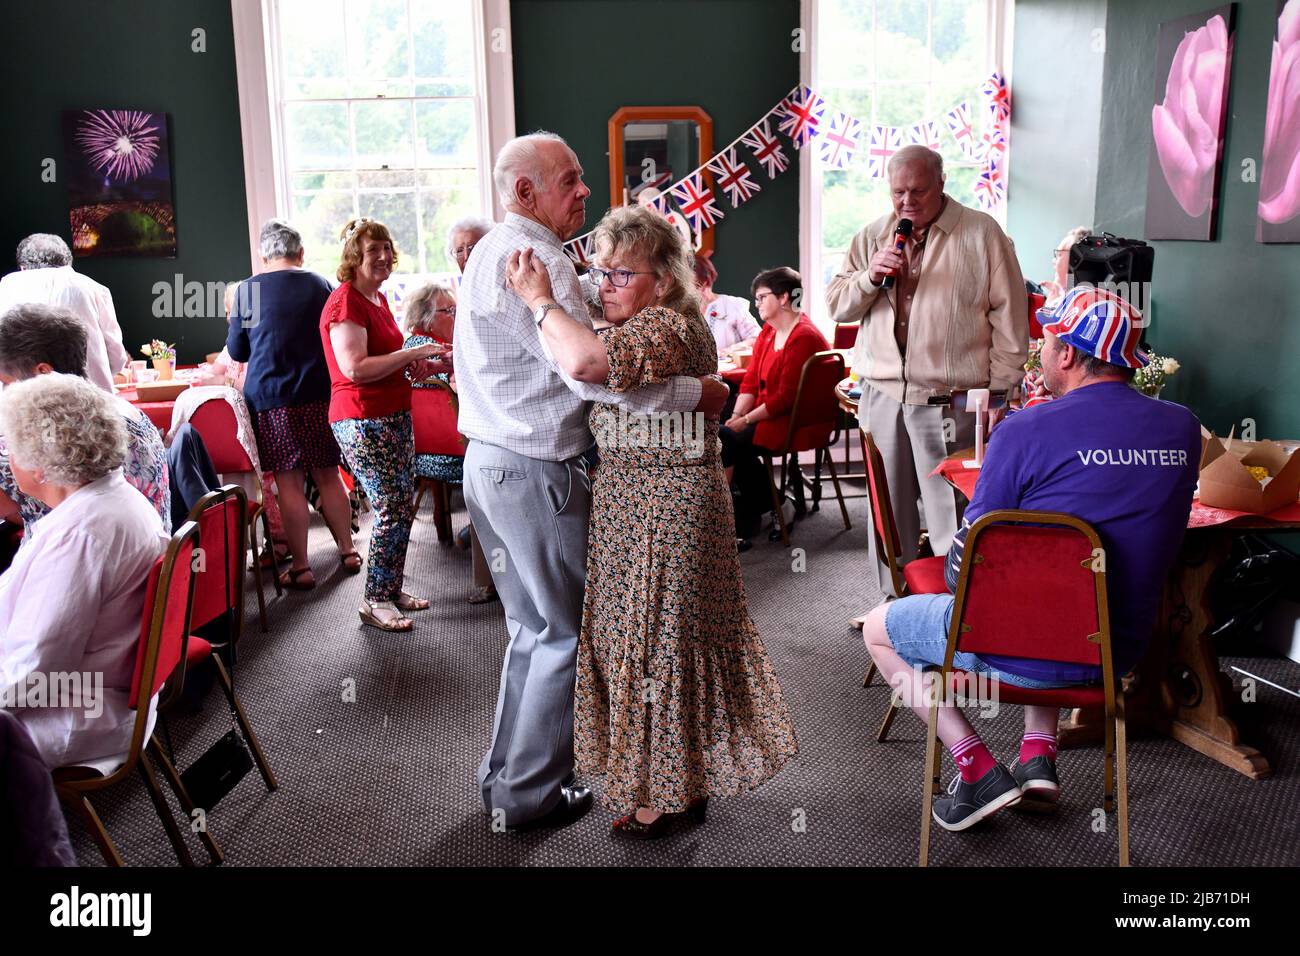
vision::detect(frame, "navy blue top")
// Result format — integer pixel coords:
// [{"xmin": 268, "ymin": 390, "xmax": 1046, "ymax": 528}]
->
[
  {"xmin": 226, "ymin": 269, "xmax": 335, "ymax": 413},
  {"xmin": 945, "ymin": 382, "xmax": 1201, "ymax": 682}
]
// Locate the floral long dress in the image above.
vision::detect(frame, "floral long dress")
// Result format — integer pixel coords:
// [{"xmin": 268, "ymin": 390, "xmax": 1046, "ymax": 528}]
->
[{"xmin": 573, "ymin": 306, "xmax": 798, "ymax": 814}]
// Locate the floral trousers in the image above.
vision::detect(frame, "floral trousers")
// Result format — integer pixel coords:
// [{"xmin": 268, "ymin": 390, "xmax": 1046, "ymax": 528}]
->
[{"xmin": 331, "ymin": 411, "xmax": 416, "ymax": 602}]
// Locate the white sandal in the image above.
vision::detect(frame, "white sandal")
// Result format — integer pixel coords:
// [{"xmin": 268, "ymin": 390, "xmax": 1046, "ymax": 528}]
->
[{"xmin": 359, "ymin": 600, "xmax": 413, "ymax": 632}]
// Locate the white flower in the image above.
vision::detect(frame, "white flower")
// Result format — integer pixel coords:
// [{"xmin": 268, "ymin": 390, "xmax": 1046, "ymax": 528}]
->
[{"xmin": 1162, "ymin": 357, "xmax": 1180, "ymax": 375}]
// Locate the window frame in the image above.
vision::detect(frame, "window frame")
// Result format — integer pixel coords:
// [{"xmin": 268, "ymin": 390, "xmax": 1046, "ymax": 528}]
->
[
  {"xmin": 799, "ymin": 0, "xmax": 1013, "ymax": 325},
  {"xmin": 230, "ymin": 0, "xmax": 514, "ymax": 274}
]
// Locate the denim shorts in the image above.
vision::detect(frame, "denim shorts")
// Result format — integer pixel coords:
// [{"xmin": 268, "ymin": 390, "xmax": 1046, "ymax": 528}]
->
[{"xmin": 883, "ymin": 593, "xmax": 1084, "ymax": 690}]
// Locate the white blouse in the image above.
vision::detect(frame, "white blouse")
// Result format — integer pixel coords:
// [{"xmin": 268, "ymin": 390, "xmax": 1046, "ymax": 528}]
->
[
  {"xmin": 703, "ymin": 294, "xmax": 762, "ymax": 352},
  {"xmin": 0, "ymin": 470, "xmax": 168, "ymax": 771}
]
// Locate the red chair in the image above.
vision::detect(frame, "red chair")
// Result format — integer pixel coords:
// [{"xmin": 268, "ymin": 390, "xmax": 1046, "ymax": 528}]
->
[
  {"xmin": 832, "ymin": 322, "xmax": 859, "ymax": 350},
  {"xmin": 188, "ymin": 396, "xmax": 280, "ymax": 631},
  {"xmin": 915, "ymin": 509, "xmax": 1127, "ymax": 867},
  {"xmin": 754, "ymin": 351, "xmax": 852, "ymax": 546},
  {"xmin": 1028, "ymin": 291, "xmax": 1048, "ymax": 339},
  {"xmin": 52, "ymin": 521, "xmax": 219, "ymax": 866},
  {"xmin": 860, "ymin": 428, "xmax": 948, "ymax": 738},
  {"xmin": 147, "ymin": 486, "xmax": 278, "ymax": 854},
  {"xmin": 412, "ymin": 380, "xmax": 464, "ymax": 544}
]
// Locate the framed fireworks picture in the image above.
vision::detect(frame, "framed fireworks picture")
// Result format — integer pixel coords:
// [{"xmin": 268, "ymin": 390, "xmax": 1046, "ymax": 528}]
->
[{"xmin": 62, "ymin": 109, "xmax": 177, "ymax": 258}]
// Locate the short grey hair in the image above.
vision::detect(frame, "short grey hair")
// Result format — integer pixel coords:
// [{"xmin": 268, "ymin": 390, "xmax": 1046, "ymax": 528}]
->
[
  {"xmin": 445, "ymin": 216, "xmax": 495, "ymax": 260},
  {"xmin": 403, "ymin": 280, "xmax": 455, "ymax": 336},
  {"xmin": 887, "ymin": 145, "xmax": 944, "ymax": 181},
  {"xmin": 16, "ymin": 234, "xmax": 73, "ymax": 270},
  {"xmin": 493, "ymin": 131, "xmax": 567, "ymax": 206},
  {"xmin": 0, "ymin": 372, "xmax": 127, "ymax": 486},
  {"xmin": 0, "ymin": 304, "xmax": 89, "ymax": 379},
  {"xmin": 259, "ymin": 218, "xmax": 304, "ymax": 261}
]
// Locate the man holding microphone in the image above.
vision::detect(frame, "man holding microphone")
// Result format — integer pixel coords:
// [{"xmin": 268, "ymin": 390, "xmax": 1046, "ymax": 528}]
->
[{"xmin": 827, "ymin": 145, "xmax": 1027, "ymax": 600}]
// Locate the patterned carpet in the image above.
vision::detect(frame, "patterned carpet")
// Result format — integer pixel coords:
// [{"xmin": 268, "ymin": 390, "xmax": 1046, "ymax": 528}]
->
[{"xmin": 67, "ymin": 476, "xmax": 1300, "ymax": 867}]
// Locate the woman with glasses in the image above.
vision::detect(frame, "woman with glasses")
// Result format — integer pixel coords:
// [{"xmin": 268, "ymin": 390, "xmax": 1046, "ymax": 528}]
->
[
  {"xmin": 719, "ymin": 267, "xmax": 829, "ymax": 542},
  {"xmin": 227, "ymin": 218, "xmax": 360, "ymax": 591},
  {"xmin": 505, "ymin": 205, "xmax": 797, "ymax": 840},
  {"xmin": 446, "ymin": 216, "xmax": 495, "ymax": 274},
  {"xmin": 321, "ymin": 218, "xmax": 449, "ymax": 631}
]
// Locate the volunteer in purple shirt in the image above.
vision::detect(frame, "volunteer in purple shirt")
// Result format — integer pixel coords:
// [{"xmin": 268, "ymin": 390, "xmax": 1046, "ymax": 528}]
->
[{"xmin": 862, "ymin": 286, "xmax": 1200, "ymax": 832}]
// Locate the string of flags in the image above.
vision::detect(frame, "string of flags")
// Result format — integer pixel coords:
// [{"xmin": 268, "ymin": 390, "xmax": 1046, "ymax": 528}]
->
[{"xmin": 564, "ymin": 73, "xmax": 1011, "ymax": 265}]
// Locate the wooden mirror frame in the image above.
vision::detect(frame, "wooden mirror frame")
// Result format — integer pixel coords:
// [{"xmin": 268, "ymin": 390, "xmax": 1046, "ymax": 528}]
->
[{"xmin": 608, "ymin": 106, "xmax": 715, "ymax": 256}]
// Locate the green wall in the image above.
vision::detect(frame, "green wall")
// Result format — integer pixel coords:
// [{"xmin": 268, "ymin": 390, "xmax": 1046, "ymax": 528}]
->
[
  {"xmin": 0, "ymin": 0, "xmax": 250, "ymax": 363},
  {"xmin": 1007, "ymin": 0, "xmax": 1107, "ymax": 280},
  {"xmin": 1093, "ymin": 0, "xmax": 1300, "ymax": 440},
  {"xmin": 510, "ymin": 0, "xmax": 801, "ymax": 301}
]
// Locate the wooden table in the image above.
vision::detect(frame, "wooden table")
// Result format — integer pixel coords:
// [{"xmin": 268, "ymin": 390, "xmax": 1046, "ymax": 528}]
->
[
  {"xmin": 116, "ymin": 387, "xmax": 178, "ymax": 431},
  {"xmin": 937, "ymin": 448, "xmax": 1300, "ymax": 779}
]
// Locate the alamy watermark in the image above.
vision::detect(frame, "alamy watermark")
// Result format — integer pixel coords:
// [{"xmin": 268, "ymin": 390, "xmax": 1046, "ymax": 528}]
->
[
  {"xmin": 592, "ymin": 408, "xmax": 708, "ymax": 459},
  {"xmin": 152, "ymin": 273, "xmax": 261, "ymax": 327},
  {"xmin": 2, "ymin": 670, "xmax": 104, "ymax": 718}
]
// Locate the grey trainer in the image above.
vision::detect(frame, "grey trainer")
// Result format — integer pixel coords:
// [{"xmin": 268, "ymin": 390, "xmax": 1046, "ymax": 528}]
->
[{"xmin": 932, "ymin": 764, "xmax": 1022, "ymax": 831}]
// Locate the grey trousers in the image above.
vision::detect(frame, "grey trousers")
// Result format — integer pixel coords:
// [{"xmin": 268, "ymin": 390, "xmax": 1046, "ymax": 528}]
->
[
  {"xmin": 462, "ymin": 440, "xmax": 591, "ymax": 825},
  {"xmin": 859, "ymin": 385, "xmax": 974, "ymax": 597}
]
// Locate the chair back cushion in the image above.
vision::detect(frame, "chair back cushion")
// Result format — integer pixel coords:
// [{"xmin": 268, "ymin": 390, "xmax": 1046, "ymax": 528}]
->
[
  {"xmin": 412, "ymin": 385, "xmax": 464, "ymax": 458},
  {"xmin": 189, "ymin": 400, "xmax": 254, "ymax": 474},
  {"xmin": 832, "ymin": 323, "xmax": 859, "ymax": 350},
  {"xmin": 956, "ymin": 519, "xmax": 1103, "ymax": 666},
  {"xmin": 128, "ymin": 525, "xmax": 199, "ymax": 708},
  {"xmin": 863, "ymin": 431, "xmax": 902, "ymax": 557},
  {"xmin": 189, "ymin": 491, "xmax": 244, "ymax": 633}
]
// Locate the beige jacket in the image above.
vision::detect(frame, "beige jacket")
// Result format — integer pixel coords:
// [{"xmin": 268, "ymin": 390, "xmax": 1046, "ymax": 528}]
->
[{"xmin": 826, "ymin": 196, "xmax": 1028, "ymax": 405}]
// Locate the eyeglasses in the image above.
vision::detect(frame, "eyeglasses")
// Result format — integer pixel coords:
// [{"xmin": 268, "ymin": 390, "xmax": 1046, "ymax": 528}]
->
[
  {"xmin": 589, "ymin": 267, "xmax": 654, "ymax": 288},
  {"xmin": 754, "ymin": 292, "xmax": 774, "ymax": 304},
  {"xmin": 1052, "ymin": 247, "xmax": 1070, "ymax": 259},
  {"xmin": 453, "ymin": 243, "xmax": 476, "ymax": 259},
  {"xmin": 433, "ymin": 306, "xmax": 456, "ymax": 317}
]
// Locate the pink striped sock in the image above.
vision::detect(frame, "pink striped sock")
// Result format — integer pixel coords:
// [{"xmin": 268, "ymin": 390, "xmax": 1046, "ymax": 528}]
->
[
  {"xmin": 1020, "ymin": 732, "xmax": 1058, "ymax": 763},
  {"xmin": 950, "ymin": 733, "xmax": 996, "ymax": 783}
]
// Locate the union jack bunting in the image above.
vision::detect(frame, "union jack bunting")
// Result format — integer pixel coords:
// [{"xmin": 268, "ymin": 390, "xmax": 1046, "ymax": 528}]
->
[
  {"xmin": 945, "ymin": 101, "xmax": 979, "ymax": 160},
  {"xmin": 563, "ymin": 232, "xmax": 595, "ymax": 266},
  {"xmin": 741, "ymin": 120, "xmax": 790, "ymax": 178},
  {"xmin": 980, "ymin": 72, "xmax": 1011, "ymax": 126},
  {"xmin": 817, "ymin": 111, "xmax": 863, "ymax": 170},
  {"xmin": 706, "ymin": 148, "xmax": 762, "ymax": 207},
  {"xmin": 906, "ymin": 120, "xmax": 944, "ymax": 152},
  {"xmin": 865, "ymin": 125, "xmax": 903, "ymax": 179},
  {"xmin": 668, "ymin": 172, "xmax": 724, "ymax": 233},
  {"xmin": 973, "ymin": 155, "xmax": 1005, "ymax": 209},
  {"xmin": 776, "ymin": 86, "xmax": 826, "ymax": 148},
  {"xmin": 979, "ymin": 126, "xmax": 1008, "ymax": 165}
]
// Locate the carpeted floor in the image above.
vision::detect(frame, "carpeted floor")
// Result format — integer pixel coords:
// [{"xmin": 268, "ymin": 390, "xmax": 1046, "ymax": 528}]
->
[{"xmin": 68, "ymin": 478, "xmax": 1300, "ymax": 867}]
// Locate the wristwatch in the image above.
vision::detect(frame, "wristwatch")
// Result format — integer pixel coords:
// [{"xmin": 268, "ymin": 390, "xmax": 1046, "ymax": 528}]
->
[{"xmin": 534, "ymin": 302, "xmax": 561, "ymax": 325}]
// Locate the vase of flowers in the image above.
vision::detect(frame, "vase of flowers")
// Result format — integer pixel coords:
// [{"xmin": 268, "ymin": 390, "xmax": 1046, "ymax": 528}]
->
[
  {"xmin": 141, "ymin": 339, "xmax": 177, "ymax": 381},
  {"xmin": 1134, "ymin": 353, "xmax": 1180, "ymax": 398}
]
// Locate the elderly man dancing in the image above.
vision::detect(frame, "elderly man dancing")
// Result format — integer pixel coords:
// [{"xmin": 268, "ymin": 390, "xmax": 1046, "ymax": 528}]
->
[{"xmin": 454, "ymin": 132, "xmax": 727, "ymax": 829}]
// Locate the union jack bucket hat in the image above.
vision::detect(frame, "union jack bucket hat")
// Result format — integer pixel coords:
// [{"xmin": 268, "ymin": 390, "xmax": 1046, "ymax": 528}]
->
[{"xmin": 1040, "ymin": 285, "xmax": 1149, "ymax": 369}]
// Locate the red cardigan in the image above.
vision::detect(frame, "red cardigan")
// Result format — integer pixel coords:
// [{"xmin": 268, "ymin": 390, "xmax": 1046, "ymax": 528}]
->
[{"xmin": 739, "ymin": 314, "xmax": 829, "ymax": 419}]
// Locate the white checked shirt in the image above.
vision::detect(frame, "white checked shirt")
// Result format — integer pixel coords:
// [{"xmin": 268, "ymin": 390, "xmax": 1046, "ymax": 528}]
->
[{"xmin": 454, "ymin": 212, "xmax": 702, "ymax": 461}]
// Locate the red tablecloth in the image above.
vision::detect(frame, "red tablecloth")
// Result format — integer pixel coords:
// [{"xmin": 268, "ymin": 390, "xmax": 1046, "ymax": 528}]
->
[
  {"xmin": 721, "ymin": 365, "xmax": 747, "ymax": 386},
  {"xmin": 932, "ymin": 456, "xmax": 1300, "ymax": 529}
]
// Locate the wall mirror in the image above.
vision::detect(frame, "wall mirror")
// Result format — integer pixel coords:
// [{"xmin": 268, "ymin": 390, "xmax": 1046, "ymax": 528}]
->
[{"xmin": 608, "ymin": 106, "xmax": 714, "ymax": 255}]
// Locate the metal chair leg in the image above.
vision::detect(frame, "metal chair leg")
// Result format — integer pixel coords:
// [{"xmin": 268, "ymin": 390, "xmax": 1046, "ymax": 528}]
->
[
  {"xmin": 213, "ymin": 655, "xmax": 278, "ymax": 791},
  {"xmin": 138, "ymin": 751, "xmax": 196, "ymax": 867},
  {"xmin": 919, "ymin": 696, "xmax": 941, "ymax": 867},
  {"xmin": 149, "ymin": 737, "xmax": 225, "ymax": 865},
  {"xmin": 823, "ymin": 448, "xmax": 851, "ymax": 530},
  {"xmin": 248, "ymin": 514, "xmax": 269, "ymax": 633},
  {"xmin": 763, "ymin": 455, "xmax": 790, "ymax": 546},
  {"xmin": 877, "ymin": 693, "xmax": 902, "ymax": 742},
  {"xmin": 263, "ymin": 509, "xmax": 282, "ymax": 597},
  {"xmin": 863, "ymin": 661, "xmax": 877, "ymax": 688},
  {"xmin": 1116, "ymin": 694, "xmax": 1130, "ymax": 867},
  {"xmin": 59, "ymin": 791, "xmax": 125, "ymax": 866}
]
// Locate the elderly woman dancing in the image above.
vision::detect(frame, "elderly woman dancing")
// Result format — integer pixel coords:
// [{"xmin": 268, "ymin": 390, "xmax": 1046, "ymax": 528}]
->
[
  {"xmin": 0, "ymin": 373, "xmax": 169, "ymax": 769},
  {"xmin": 506, "ymin": 205, "xmax": 798, "ymax": 839},
  {"xmin": 321, "ymin": 217, "xmax": 449, "ymax": 632}
]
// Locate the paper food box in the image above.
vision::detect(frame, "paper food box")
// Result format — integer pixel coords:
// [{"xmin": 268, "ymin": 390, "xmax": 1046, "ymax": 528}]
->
[
  {"xmin": 734, "ymin": 348, "xmax": 753, "ymax": 369},
  {"xmin": 1198, "ymin": 431, "xmax": 1300, "ymax": 513}
]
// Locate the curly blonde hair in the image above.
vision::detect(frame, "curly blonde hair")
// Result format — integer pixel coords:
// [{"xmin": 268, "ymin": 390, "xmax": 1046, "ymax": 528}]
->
[
  {"xmin": 591, "ymin": 206, "xmax": 701, "ymax": 320},
  {"xmin": 337, "ymin": 217, "xmax": 398, "ymax": 284},
  {"xmin": 0, "ymin": 372, "xmax": 127, "ymax": 486}
]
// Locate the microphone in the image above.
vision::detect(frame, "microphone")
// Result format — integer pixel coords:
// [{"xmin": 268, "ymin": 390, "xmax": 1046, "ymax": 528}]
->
[{"xmin": 880, "ymin": 218, "xmax": 913, "ymax": 290}]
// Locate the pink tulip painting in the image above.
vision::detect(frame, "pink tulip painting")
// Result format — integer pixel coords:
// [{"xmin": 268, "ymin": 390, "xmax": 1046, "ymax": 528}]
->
[
  {"xmin": 1152, "ymin": 14, "xmax": 1231, "ymax": 217},
  {"xmin": 1259, "ymin": 0, "xmax": 1300, "ymax": 236}
]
